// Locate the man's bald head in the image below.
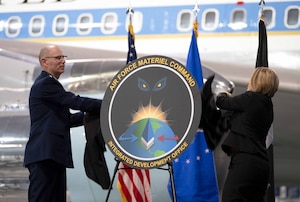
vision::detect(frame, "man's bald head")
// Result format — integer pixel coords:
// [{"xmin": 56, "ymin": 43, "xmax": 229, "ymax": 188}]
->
[
  {"xmin": 39, "ymin": 45, "xmax": 60, "ymax": 62},
  {"xmin": 38, "ymin": 45, "xmax": 66, "ymax": 79}
]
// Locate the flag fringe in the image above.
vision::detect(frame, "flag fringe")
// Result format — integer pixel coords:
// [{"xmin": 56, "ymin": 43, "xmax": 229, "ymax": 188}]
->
[
  {"xmin": 117, "ymin": 180, "xmax": 129, "ymax": 202},
  {"xmin": 193, "ymin": 21, "xmax": 199, "ymax": 38},
  {"xmin": 128, "ymin": 24, "xmax": 135, "ymax": 41}
]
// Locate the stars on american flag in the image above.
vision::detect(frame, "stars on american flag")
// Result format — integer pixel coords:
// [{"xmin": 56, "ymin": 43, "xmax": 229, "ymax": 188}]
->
[
  {"xmin": 128, "ymin": 44, "xmax": 136, "ymax": 62},
  {"xmin": 126, "ymin": 30, "xmax": 137, "ymax": 64}
]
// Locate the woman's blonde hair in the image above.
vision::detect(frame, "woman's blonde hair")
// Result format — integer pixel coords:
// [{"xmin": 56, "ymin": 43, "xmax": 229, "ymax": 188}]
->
[{"xmin": 250, "ymin": 67, "xmax": 279, "ymax": 97}]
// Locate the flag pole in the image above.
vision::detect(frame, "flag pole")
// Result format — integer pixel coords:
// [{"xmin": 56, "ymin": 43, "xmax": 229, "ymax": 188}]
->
[
  {"xmin": 167, "ymin": 1, "xmax": 219, "ymax": 201},
  {"xmin": 116, "ymin": 5, "xmax": 152, "ymax": 202},
  {"xmin": 256, "ymin": 1, "xmax": 276, "ymax": 202},
  {"xmin": 105, "ymin": 5, "xmax": 136, "ymax": 202}
]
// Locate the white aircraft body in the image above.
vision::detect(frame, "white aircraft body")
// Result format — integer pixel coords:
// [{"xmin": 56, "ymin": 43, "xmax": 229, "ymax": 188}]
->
[{"xmin": 0, "ymin": 0, "xmax": 300, "ymax": 201}]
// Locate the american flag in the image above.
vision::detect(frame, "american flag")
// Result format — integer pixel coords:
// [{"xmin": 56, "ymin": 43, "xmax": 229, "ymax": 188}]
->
[
  {"xmin": 117, "ymin": 24, "xmax": 152, "ymax": 202},
  {"xmin": 126, "ymin": 24, "xmax": 137, "ymax": 64}
]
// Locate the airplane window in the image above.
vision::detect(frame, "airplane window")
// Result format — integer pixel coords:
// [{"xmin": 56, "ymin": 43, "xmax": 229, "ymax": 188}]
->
[
  {"xmin": 77, "ymin": 14, "xmax": 93, "ymax": 35},
  {"xmin": 261, "ymin": 8, "xmax": 275, "ymax": 29},
  {"xmin": 52, "ymin": 14, "xmax": 69, "ymax": 36},
  {"xmin": 101, "ymin": 12, "xmax": 118, "ymax": 34},
  {"xmin": 29, "ymin": 15, "xmax": 45, "ymax": 37},
  {"xmin": 229, "ymin": 9, "xmax": 247, "ymax": 30},
  {"xmin": 232, "ymin": 10, "xmax": 245, "ymax": 23},
  {"xmin": 125, "ymin": 11, "xmax": 143, "ymax": 33},
  {"xmin": 177, "ymin": 10, "xmax": 193, "ymax": 32},
  {"xmin": 285, "ymin": 7, "xmax": 300, "ymax": 28},
  {"xmin": 202, "ymin": 9, "xmax": 219, "ymax": 31},
  {"xmin": 6, "ymin": 16, "xmax": 22, "ymax": 37}
]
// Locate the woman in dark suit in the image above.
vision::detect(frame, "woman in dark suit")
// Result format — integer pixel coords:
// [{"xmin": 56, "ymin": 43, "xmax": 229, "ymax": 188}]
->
[
  {"xmin": 24, "ymin": 45, "xmax": 102, "ymax": 202},
  {"xmin": 216, "ymin": 67, "xmax": 279, "ymax": 202}
]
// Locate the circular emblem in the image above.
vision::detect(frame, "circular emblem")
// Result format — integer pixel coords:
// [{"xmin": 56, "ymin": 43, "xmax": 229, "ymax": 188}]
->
[{"xmin": 100, "ymin": 55, "xmax": 201, "ymax": 169}]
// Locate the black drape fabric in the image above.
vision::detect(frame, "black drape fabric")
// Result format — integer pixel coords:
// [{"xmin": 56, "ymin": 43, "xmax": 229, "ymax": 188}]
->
[
  {"xmin": 199, "ymin": 75, "xmax": 231, "ymax": 150},
  {"xmin": 256, "ymin": 19, "xmax": 268, "ymax": 68},
  {"xmin": 83, "ymin": 112, "xmax": 111, "ymax": 189}
]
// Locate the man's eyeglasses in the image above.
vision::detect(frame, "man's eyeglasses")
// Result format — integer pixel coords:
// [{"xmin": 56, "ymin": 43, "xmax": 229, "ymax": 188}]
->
[{"xmin": 45, "ymin": 55, "xmax": 68, "ymax": 60}]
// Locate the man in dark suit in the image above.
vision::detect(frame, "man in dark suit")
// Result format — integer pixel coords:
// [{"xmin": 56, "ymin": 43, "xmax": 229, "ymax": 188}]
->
[{"xmin": 23, "ymin": 45, "xmax": 102, "ymax": 202}]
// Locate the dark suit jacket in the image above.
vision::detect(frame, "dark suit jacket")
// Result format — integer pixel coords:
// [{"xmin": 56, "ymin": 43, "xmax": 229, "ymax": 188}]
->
[
  {"xmin": 216, "ymin": 91, "xmax": 273, "ymax": 159},
  {"xmin": 24, "ymin": 71, "xmax": 102, "ymax": 168}
]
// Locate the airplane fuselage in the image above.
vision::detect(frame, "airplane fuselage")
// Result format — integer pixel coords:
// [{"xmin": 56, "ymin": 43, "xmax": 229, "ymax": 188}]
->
[{"xmin": 0, "ymin": 0, "xmax": 299, "ymax": 58}]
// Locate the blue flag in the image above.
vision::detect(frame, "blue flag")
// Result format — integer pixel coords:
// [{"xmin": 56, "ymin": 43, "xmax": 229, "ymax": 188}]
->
[
  {"xmin": 167, "ymin": 28, "xmax": 219, "ymax": 202},
  {"xmin": 126, "ymin": 24, "xmax": 137, "ymax": 64}
]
